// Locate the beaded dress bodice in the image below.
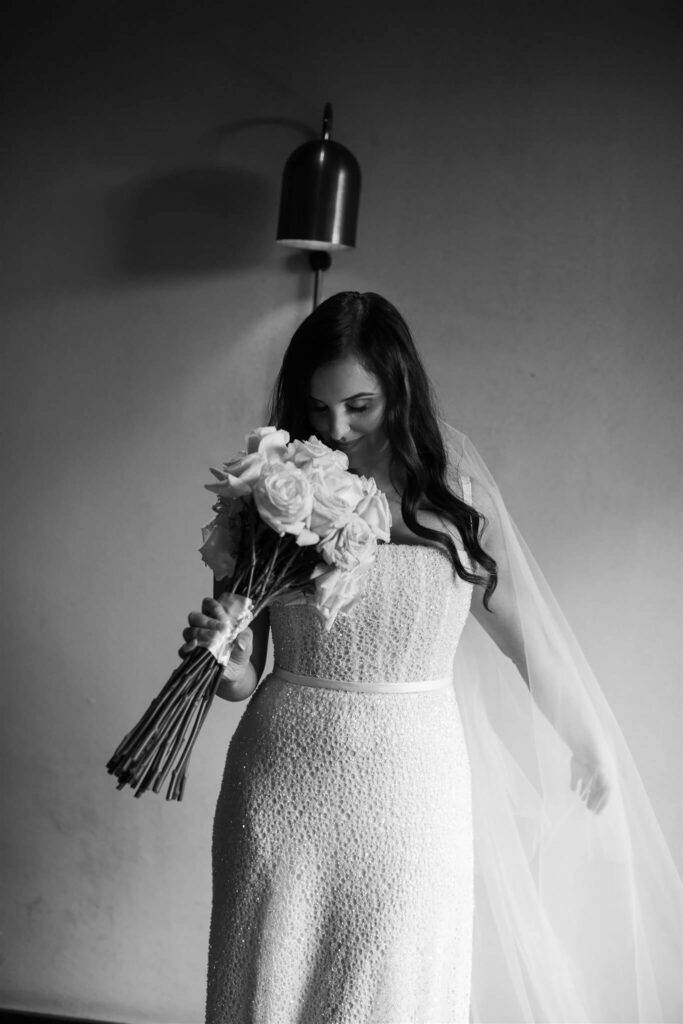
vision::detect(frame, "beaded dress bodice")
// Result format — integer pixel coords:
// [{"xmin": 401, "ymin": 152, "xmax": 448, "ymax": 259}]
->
[
  {"xmin": 270, "ymin": 543, "xmax": 473, "ymax": 684},
  {"xmin": 209, "ymin": 540, "xmax": 476, "ymax": 1022}
]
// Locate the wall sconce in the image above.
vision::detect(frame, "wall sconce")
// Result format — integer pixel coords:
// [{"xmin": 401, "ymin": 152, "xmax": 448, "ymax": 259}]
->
[{"xmin": 276, "ymin": 103, "xmax": 361, "ymax": 310}]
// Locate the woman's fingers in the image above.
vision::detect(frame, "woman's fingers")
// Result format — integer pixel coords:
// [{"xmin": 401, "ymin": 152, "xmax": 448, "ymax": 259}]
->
[
  {"xmin": 587, "ymin": 790, "xmax": 605, "ymax": 813},
  {"xmin": 200, "ymin": 598, "xmax": 227, "ymax": 618},
  {"xmin": 181, "ymin": 597, "xmax": 252, "ymax": 664},
  {"xmin": 183, "ymin": 624, "xmax": 224, "ymax": 644},
  {"xmin": 569, "ymin": 757, "xmax": 584, "ymax": 794},
  {"xmin": 570, "ymin": 755, "xmax": 611, "ymax": 814},
  {"xmin": 183, "ymin": 598, "xmax": 248, "ymax": 645},
  {"xmin": 188, "ymin": 609, "xmax": 224, "ymax": 630},
  {"xmin": 590, "ymin": 792, "xmax": 608, "ymax": 814},
  {"xmin": 190, "ymin": 597, "xmax": 246, "ymax": 631},
  {"xmin": 178, "ymin": 638, "xmax": 198, "ymax": 658},
  {"xmin": 587, "ymin": 772, "xmax": 610, "ymax": 814},
  {"xmin": 180, "ymin": 602, "xmax": 227, "ymax": 660},
  {"xmin": 581, "ymin": 769, "xmax": 610, "ymax": 814}
]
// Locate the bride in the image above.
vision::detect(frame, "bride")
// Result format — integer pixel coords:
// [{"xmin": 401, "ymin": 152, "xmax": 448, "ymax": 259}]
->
[{"xmin": 181, "ymin": 291, "xmax": 680, "ymax": 1023}]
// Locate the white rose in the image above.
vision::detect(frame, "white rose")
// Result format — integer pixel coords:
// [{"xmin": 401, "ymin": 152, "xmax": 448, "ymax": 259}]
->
[
  {"xmin": 308, "ymin": 464, "xmax": 366, "ymax": 537},
  {"xmin": 205, "ymin": 451, "xmax": 267, "ymax": 498},
  {"xmin": 245, "ymin": 426, "xmax": 290, "ymax": 462},
  {"xmin": 198, "ymin": 498, "xmax": 245, "ymax": 579},
  {"xmin": 359, "ymin": 475, "xmax": 377, "ymax": 496},
  {"xmin": 198, "ymin": 524, "xmax": 237, "ymax": 580},
  {"xmin": 288, "ymin": 436, "xmax": 349, "ymax": 472},
  {"xmin": 318, "ymin": 513, "xmax": 378, "ymax": 571},
  {"xmin": 254, "ymin": 462, "xmax": 318, "ymax": 544},
  {"xmin": 309, "ymin": 563, "xmax": 368, "ymax": 631},
  {"xmin": 309, "ymin": 487, "xmax": 354, "ymax": 537},
  {"xmin": 355, "ymin": 489, "xmax": 392, "ymax": 543}
]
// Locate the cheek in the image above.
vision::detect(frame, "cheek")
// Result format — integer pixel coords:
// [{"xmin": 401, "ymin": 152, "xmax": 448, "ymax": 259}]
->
[{"xmin": 365, "ymin": 406, "xmax": 386, "ymax": 435}]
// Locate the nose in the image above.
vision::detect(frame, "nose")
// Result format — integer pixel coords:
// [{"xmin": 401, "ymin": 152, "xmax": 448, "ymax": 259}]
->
[{"xmin": 328, "ymin": 409, "xmax": 350, "ymax": 442}]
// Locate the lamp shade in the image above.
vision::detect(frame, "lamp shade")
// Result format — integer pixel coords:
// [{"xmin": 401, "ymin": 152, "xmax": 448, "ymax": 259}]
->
[{"xmin": 276, "ymin": 103, "xmax": 361, "ymax": 251}]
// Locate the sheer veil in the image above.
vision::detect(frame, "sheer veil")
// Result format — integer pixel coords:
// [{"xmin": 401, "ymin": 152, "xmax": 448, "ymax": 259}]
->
[{"xmin": 439, "ymin": 421, "xmax": 682, "ymax": 1023}]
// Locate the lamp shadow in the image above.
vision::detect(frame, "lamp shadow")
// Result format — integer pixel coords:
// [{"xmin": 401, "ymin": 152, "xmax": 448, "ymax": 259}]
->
[{"xmin": 114, "ymin": 166, "xmax": 274, "ymax": 278}]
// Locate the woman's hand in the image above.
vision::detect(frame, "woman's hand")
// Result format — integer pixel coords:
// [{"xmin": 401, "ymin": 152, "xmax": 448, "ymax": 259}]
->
[
  {"xmin": 569, "ymin": 751, "xmax": 612, "ymax": 815},
  {"xmin": 179, "ymin": 594, "xmax": 254, "ymax": 683}
]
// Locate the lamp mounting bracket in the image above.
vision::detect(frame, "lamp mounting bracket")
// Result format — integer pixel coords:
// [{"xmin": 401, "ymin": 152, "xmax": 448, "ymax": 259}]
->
[{"xmin": 321, "ymin": 103, "xmax": 333, "ymax": 140}]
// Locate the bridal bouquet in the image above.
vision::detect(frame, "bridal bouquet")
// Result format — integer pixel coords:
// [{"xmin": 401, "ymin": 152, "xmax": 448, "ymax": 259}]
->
[{"xmin": 106, "ymin": 427, "xmax": 391, "ymax": 801}]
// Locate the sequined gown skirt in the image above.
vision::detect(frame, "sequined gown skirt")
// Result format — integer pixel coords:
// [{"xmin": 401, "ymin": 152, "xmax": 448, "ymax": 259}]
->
[{"xmin": 206, "ymin": 673, "xmax": 474, "ymax": 1024}]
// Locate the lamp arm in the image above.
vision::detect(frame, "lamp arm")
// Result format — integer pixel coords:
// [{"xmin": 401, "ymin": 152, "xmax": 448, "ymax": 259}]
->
[
  {"xmin": 309, "ymin": 251, "xmax": 332, "ymax": 309},
  {"xmin": 321, "ymin": 102, "xmax": 333, "ymax": 141}
]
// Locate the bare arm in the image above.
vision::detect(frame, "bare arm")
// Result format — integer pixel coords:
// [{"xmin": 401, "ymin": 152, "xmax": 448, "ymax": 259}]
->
[
  {"xmin": 469, "ymin": 544, "xmax": 600, "ymax": 759},
  {"xmin": 466, "ymin": 486, "xmax": 611, "ymax": 813},
  {"xmin": 467, "ymin": 476, "xmax": 603, "ymax": 763},
  {"xmin": 469, "ymin": 576, "xmax": 530, "ymax": 686}
]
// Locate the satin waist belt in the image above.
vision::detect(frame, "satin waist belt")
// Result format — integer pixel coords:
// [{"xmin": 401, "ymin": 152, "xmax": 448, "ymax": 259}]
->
[{"xmin": 271, "ymin": 665, "xmax": 452, "ymax": 694}]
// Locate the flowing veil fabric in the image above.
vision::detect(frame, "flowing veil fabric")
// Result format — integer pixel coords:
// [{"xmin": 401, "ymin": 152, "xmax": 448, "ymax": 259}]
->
[{"xmin": 439, "ymin": 422, "xmax": 682, "ymax": 1023}]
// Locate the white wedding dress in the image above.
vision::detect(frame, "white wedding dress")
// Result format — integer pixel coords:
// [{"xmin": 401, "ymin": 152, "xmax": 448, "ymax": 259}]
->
[
  {"xmin": 205, "ymin": 427, "xmax": 683, "ymax": 1024},
  {"xmin": 206, "ymin": 529, "xmax": 476, "ymax": 1023}
]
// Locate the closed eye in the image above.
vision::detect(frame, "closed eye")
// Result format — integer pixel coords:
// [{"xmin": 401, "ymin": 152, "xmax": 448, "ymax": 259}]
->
[{"xmin": 310, "ymin": 403, "xmax": 369, "ymax": 414}]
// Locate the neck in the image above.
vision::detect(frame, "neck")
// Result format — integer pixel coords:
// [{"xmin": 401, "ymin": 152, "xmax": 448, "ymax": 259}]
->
[{"xmin": 349, "ymin": 442, "xmax": 403, "ymax": 495}]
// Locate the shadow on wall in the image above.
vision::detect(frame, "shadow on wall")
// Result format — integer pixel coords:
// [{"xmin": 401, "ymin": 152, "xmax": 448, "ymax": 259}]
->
[
  {"xmin": 113, "ymin": 116, "xmax": 322, "ymax": 286},
  {"xmin": 113, "ymin": 166, "xmax": 274, "ymax": 278},
  {"xmin": 0, "ymin": 112, "xmax": 320, "ymax": 301}
]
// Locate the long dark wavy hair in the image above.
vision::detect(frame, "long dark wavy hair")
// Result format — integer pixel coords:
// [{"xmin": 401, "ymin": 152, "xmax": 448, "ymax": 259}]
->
[{"xmin": 266, "ymin": 291, "xmax": 498, "ymax": 609}]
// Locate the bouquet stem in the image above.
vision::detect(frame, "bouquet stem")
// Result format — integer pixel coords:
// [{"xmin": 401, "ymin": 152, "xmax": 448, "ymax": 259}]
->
[
  {"xmin": 106, "ymin": 646, "xmax": 225, "ymax": 801},
  {"xmin": 106, "ymin": 536, "xmax": 321, "ymax": 802}
]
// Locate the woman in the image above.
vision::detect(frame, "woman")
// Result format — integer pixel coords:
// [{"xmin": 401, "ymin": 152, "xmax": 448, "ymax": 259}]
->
[{"xmin": 182, "ymin": 293, "xmax": 681, "ymax": 1023}]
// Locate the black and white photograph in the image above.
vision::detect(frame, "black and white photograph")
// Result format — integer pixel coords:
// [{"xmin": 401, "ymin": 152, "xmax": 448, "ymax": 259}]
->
[{"xmin": 1, "ymin": 3, "xmax": 681, "ymax": 1023}]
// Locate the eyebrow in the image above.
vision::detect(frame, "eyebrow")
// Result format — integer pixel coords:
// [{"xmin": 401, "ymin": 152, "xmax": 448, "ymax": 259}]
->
[{"xmin": 309, "ymin": 392, "xmax": 377, "ymax": 403}]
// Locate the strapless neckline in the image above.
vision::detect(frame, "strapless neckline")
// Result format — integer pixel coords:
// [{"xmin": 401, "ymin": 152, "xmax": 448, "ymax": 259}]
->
[
  {"xmin": 379, "ymin": 541, "xmax": 463, "ymax": 566},
  {"xmin": 382, "ymin": 542, "xmax": 446, "ymax": 552}
]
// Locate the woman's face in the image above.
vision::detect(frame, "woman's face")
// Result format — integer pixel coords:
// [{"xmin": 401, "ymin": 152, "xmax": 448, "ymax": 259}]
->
[{"xmin": 306, "ymin": 356, "xmax": 389, "ymax": 470}]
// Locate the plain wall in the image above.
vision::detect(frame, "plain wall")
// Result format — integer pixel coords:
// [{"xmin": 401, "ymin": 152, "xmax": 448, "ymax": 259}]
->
[{"xmin": 2, "ymin": 4, "xmax": 681, "ymax": 1022}]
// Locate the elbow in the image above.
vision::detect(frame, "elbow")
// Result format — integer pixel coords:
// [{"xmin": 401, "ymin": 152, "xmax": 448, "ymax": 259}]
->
[{"xmin": 217, "ymin": 663, "xmax": 258, "ymax": 702}]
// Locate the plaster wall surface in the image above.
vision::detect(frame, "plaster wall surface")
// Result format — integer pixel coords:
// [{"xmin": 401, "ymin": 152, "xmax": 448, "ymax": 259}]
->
[{"xmin": 1, "ymin": 4, "xmax": 680, "ymax": 1021}]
